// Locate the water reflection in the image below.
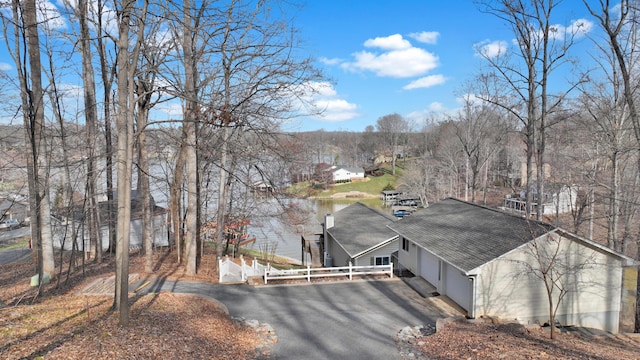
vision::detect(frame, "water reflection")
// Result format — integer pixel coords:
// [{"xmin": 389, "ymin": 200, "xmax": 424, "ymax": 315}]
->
[{"xmin": 246, "ymin": 197, "xmax": 387, "ymax": 264}]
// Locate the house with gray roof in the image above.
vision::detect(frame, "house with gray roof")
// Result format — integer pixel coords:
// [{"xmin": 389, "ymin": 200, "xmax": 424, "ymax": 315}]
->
[
  {"xmin": 388, "ymin": 198, "xmax": 638, "ymax": 333},
  {"xmin": 323, "ymin": 202, "xmax": 398, "ymax": 267}
]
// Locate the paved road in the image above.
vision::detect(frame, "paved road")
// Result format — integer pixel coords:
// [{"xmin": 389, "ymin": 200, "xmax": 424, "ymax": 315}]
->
[
  {"xmin": 0, "ymin": 247, "xmax": 31, "ymax": 265},
  {"xmin": 0, "ymin": 226, "xmax": 30, "ymax": 244},
  {"xmin": 139, "ymin": 278, "xmax": 451, "ymax": 359}
]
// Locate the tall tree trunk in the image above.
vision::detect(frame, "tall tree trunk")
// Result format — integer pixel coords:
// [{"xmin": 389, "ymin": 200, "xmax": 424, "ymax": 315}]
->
[
  {"xmin": 170, "ymin": 146, "xmax": 186, "ymax": 262},
  {"xmin": 137, "ymin": 104, "xmax": 153, "ymax": 273},
  {"xmin": 182, "ymin": 0, "xmax": 198, "ymax": 275},
  {"xmin": 215, "ymin": 128, "xmax": 230, "ymax": 259},
  {"xmin": 23, "ymin": 0, "xmax": 55, "ymax": 285},
  {"xmin": 79, "ymin": 0, "xmax": 102, "ymax": 262},
  {"xmin": 114, "ymin": 0, "xmax": 135, "ymax": 325},
  {"xmin": 96, "ymin": 0, "xmax": 116, "ymax": 253},
  {"xmin": 608, "ymin": 151, "xmax": 620, "ymax": 250}
]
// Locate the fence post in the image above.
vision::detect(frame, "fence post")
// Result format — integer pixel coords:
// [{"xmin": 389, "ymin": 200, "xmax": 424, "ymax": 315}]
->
[
  {"xmin": 307, "ymin": 265, "xmax": 311, "ymax": 282},
  {"xmin": 264, "ymin": 270, "xmax": 268, "ymax": 285},
  {"xmin": 217, "ymin": 257, "xmax": 221, "ymax": 283},
  {"xmin": 241, "ymin": 255, "xmax": 246, "ymax": 282},
  {"xmin": 390, "ymin": 262, "xmax": 394, "ymax": 278},
  {"xmin": 349, "ymin": 261, "xmax": 353, "ymax": 280}
]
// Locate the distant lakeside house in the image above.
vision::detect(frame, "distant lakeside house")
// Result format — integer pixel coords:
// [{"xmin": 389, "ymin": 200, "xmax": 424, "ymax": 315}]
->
[
  {"xmin": 322, "ymin": 202, "xmax": 398, "ymax": 267},
  {"xmin": 501, "ymin": 183, "xmax": 578, "ymax": 216},
  {"xmin": 388, "ymin": 198, "xmax": 637, "ymax": 333},
  {"xmin": 52, "ymin": 191, "xmax": 169, "ymax": 252},
  {"xmin": 330, "ymin": 165, "xmax": 365, "ymax": 183}
]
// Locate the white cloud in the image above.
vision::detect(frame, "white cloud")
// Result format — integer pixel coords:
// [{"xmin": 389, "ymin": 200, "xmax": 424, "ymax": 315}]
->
[
  {"xmin": 314, "ymin": 98, "xmax": 359, "ymax": 121},
  {"xmin": 38, "ymin": 0, "xmax": 67, "ymax": 30},
  {"xmin": 297, "ymin": 81, "xmax": 360, "ymax": 122},
  {"xmin": 428, "ymin": 102, "xmax": 447, "ymax": 112},
  {"xmin": 475, "ymin": 19, "xmax": 593, "ymax": 59},
  {"xmin": 364, "ymin": 34, "xmax": 411, "ymax": 50},
  {"xmin": 344, "ymin": 46, "xmax": 438, "ymax": 78},
  {"xmin": 403, "ymin": 74, "xmax": 447, "ymax": 90},
  {"xmin": 307, "ymin": 81, "xmax": 337, "ymax": 97},
  {"xmin": 548, "ymin": 19, "xmax": 593, "ymax": 39},
  {"xmin": 156, "ymin": 102, "xmax": 183, "ymax": 117},
  {"xmin": 57, "ymin": 82, "xmax": 83, "ymax": 98},
  {"xmin": 405, "ymin": 103, "xmax": 451, "ymax": 124},
  {"xmin": 474, "ymin": 40, "xmax": 507, "ymax": 58},
  {"xmin": 0, "ymin": 63, "xmax": 12, "ymax": 71},
  {"xmin": 409, "ymin": 31, "xmax": 439, "ymax": 44},
  {"xmin": 319, "ymin": 57, "xmax": 342, "ymax": 66}
]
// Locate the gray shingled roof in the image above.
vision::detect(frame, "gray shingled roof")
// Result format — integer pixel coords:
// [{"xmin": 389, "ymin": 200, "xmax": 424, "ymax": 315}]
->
[
  {"xmin": 387, "ymin": 198, "xmax": 555, "ymax": 273},
  {"xmin": 327, "ymin": 202, "xmax": 399, "ymax": 257}
]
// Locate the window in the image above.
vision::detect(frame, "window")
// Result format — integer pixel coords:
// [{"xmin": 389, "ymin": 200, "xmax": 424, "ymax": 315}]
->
[
  {"xmin": 375, "ymin": 256, "xmax": 390, "ymax": 266},
  {"xmin": 402, "ymin": 238, "xmax": 409, "ymax": 251}
]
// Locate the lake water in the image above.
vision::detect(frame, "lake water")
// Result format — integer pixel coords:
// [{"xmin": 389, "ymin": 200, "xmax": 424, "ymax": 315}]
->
[{"xmin": 246, "ymin": 197, "xmax": 390, "ymax": 264}]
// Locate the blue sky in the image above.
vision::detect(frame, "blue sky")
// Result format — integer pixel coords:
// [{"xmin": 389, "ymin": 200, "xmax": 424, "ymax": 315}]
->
[
  {"xmin": 285, "ymin": 0, "xmax": 594, "ymax": 132},
  {"xmin": 0, "ymin": 0, "xmax": 597, "ymax": 132}
]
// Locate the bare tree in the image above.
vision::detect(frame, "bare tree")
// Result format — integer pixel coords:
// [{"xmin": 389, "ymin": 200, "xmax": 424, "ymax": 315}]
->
[
  {"xmin": 114, "ymin": 0, "xmax": 147, "ymax": 325},
  {"xmin": 376, "ymin": 113, "xmax": 409, "ymax": 175},
  {"xmin": 5, "ymin": 0, "xmax": 57, "ymax": 293},
  {"xmin": 514, "ymin": 227, "xmax": 596, "ymax": 339},
  {"xmin": 477, "ymin": 0, "xmax": 585, "ymax": 219},
  {"xmin": 584, "ymin": 0, "xmax": 640, "ymax": 331},
  {"xmin": 77, "ymin": 0, "xmax": 102, "ymax": 262},
  {"xmin": 453, "ymin": 89, "xmax": 510, "ymax": 204}
]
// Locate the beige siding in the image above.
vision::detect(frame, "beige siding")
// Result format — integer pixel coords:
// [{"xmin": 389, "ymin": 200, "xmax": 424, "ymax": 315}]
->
[
  {"xmin": 474, "ymin": 233, "xmax": 623, "ymax": 333},
  {"xmin": 328, "ymin": 235, "xmax": 351, "ymax": 267},
  {"xmin": 354, "ymin": 239, "xmax": 398, "ymax": 266}
]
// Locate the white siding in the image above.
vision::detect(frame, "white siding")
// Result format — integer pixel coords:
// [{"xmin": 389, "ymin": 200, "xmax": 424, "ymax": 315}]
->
[
  {"xmin": 398, "ymin": 237, "xmax": 418, "ymax": 274},
  {"xmin": 418, "ymin": 248, "xmax": 439, "ymax": 286},
  {"xmin": 474, "ymin": 233, "xmax": 624, "ymax": 333},
  {"xmin": 443, "ymin": 263, "xmax": 471, "ymax": 312},
  {"xmin": 332, "ymin": 169, "xmax": 351, "ymax": 182},
  {"xmin": 52, "ymin": 213, "xmax": 168, "ymax": 251}
]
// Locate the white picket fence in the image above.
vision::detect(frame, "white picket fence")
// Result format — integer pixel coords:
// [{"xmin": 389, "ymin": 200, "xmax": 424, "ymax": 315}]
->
[
  {"xmin": 219, "ymin": 256, "xmax": 394, "ymax": 285},
  {"xmin": 218, "ymin": 255, "xmax": 272, "ymax": 283},
  {"xmin": 264, "ymin": 262, "xmax": 393, "ymax": 284}
]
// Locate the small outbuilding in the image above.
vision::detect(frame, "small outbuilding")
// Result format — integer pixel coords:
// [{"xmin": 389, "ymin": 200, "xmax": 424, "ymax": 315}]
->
[
  {"xmin": 323, "ymin": 202, "xmax": 399, "ymax": 267},
  {"xmin": 389, "ymin": 198, "xmax": 638, "ymax": 333}
]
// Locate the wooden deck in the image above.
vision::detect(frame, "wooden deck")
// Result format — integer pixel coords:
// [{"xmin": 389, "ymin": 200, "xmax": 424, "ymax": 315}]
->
[{"xmin": 78, "ymin": 274, "xmax": 142, "ymax": 295}]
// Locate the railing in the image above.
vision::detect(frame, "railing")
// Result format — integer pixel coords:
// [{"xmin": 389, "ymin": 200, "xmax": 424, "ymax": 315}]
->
[
  {"xmin": 219, "ymin": 255, "xmax": 271, "ymax": 283},
  {"xmin": 240, "ymin": 256, "xmax": 271, "ymax": 281},
  {"xmin": 264, "ymin": 262, "xmax": 393, "ymax": 284}
]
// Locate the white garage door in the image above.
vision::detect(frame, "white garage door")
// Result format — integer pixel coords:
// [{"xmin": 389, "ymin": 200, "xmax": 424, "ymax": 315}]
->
[
  {"xmin": 419, "ymin": 248, "xmax": 439, "ymax": 287},
  {"xmin": 444, "ymin": 263, "xmax": 470, "ymax": 312}
]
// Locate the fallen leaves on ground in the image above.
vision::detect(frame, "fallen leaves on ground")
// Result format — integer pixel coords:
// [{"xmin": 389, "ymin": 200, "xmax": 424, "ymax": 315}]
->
[
  {"xmin": 1, "ymin": 292, "xmax": 264, "ymax": 359},
  {"xmin": 414, "ymin": 320, "xmax": 640, "ymax": 360},
  {"xmin": 0, "ymin": 250, "xmax": 269, "ymax": 360}
]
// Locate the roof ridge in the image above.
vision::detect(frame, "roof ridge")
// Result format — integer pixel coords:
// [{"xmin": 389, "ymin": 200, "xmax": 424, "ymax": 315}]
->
[
  {"xmin": 353, "ymin": 201, "xmax": 397, "ymax": 221},
  {"xmin": 443, "ymin": 197, "xmax": 555, "ymax": 229}
]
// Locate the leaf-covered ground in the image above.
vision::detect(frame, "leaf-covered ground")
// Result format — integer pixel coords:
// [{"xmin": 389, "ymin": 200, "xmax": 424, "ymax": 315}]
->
[
  {"xmin": 0, "ymin": 249, "xmax": 272, "ymax": 359},
  {"xmin": 2, "ymin": 248, "xmax": 640, "ymax": 359},
  {"xmin": 412, "ymin": 319, "xmax": 640, "ymax": 360}
]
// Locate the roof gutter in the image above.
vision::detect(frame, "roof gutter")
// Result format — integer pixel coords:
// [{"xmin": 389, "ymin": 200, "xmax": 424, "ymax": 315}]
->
[
  {"xmin": 350, "ymin": 235, "xmax": 400, "ymax": 259},
  {"xmin": 468, "ymin": 275, "xmax": 477, "ymax": 319}
]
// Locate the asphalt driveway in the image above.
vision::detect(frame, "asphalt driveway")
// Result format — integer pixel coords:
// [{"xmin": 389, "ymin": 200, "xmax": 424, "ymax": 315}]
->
[
  {"xmin": 0, "ymin": 247, "xmax": 31, "ymax": 265},
  {"xmin": 141, "ymin": 278, "xmax": 456, "ymax": 359}
]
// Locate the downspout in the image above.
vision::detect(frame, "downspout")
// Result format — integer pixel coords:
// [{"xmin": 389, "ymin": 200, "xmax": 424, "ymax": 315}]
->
[{"xmin": 468, "ymin": 275, "xmax": 477, "ymax": 319}]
